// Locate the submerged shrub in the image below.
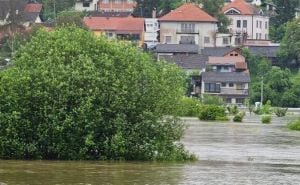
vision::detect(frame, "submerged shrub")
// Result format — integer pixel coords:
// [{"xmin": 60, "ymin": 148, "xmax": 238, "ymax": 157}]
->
[
  {"xmin": 261, "ymin": 115, "xmax": 272, "ymax": 124},
  {"xmin": 274, "ymin": 107, "xmax": 288, "ymax": 117},
  {"xmin": 287, "ymin": 119, "xmax": 300, "ymax": 131},
  {"xmin": 0, "ymin": 27, "xmax": 193, "ymax": 161},
  {"xmin": 198, "ymin": 105, "xmax": 227, "ymax": 121},
  {"xmin": 233, "ymin": 111, "xmax": 246, "ymax": 122},
  {"xmin": 176, "ymin": 97, "xmax": 201, "ymax": 117}
]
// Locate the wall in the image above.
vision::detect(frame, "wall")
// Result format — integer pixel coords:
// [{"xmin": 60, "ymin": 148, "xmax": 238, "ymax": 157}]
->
[{"xmin": 159, "ymin": 21, "xmax": 217, "ymax": 48}]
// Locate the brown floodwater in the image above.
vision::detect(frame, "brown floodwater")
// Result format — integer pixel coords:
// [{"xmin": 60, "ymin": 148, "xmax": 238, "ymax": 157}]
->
[{"xmin": 0, "ymin": 114, "xmax": 299, "ymax": 185}]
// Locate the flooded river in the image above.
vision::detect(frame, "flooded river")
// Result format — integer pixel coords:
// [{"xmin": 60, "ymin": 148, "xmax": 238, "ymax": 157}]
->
[{"xmin": 0, "ymin": 114, "xmax": 299, "ymax": 185}]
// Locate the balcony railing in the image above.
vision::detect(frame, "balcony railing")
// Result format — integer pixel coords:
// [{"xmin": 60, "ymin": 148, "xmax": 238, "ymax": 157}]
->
[
  {"xmin": 221, "ymin": 88, "xmax": 249, "ymax": 95},
  {"xmin": 176, "ymin": 29, "xmax": 199, "ymax": 34}
]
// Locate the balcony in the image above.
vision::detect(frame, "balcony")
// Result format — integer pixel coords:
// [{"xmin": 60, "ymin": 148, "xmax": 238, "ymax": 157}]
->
[
  {"xmin": 176, "ymin": 29, "xmax": 199, "ymax": 34},
  {"xmin": 221, "ymin": 88, "xmax": 249, "ymax": 95}
]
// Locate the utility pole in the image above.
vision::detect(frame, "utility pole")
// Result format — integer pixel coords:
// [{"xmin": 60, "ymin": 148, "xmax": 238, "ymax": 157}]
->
[
  {"xmin": 53, "ymin": 0, "xmax": 56, "ymax": 23},
  {"xmin": 260, "ymin": 76, "xmax": 264, "ymax": 107}
]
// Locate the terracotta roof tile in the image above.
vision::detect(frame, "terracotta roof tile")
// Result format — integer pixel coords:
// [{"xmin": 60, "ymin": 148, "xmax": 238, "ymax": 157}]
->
[
  {"xmin": 160, "ymin": 3, "xmax": 217, "ymax": 22},
  {"xmin": 83, "ymin": 17, "xmax": 144, "ymax": 33},
  {"xmin": 24, "ymin": 3, "xmax": 43, "ymax": 13},
  {"xmin": 208, "ymin": 56, "xmax": 245, "ymax": 65},
  {"xmin": 222, "ymin": 0, "xmax": 261, "ymax": 15}
]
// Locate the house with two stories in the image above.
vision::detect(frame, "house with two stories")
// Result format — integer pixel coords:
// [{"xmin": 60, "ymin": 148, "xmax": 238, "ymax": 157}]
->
[
  {"xmin": 159, "ymin": 3, "xmax": 218, "ymax": 48},
  {"xmin": 201, "ymin": 49, "xmax": 250, "ymax": 104},
  {"xmin": 219, "ymin": 0, "xmax": 269, "ymax": 46}
]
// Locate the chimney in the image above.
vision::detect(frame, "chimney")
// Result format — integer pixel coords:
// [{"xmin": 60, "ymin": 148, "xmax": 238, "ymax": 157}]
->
[{"xmin": 152, "ymin": 8, "xmax": 156, "ymax": 18}]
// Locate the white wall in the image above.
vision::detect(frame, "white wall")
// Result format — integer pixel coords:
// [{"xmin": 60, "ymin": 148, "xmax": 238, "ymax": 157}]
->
[
  {"xmin": 160, "ymin": 21, "xmax": 217, "ymax": 48},
  {"xmin": 75, "ymin": 0, "xmax": 98, "ymax": 11},
  {"xmin": 226, "ymin": 14, "xmax": 269, "ymax": 40}
]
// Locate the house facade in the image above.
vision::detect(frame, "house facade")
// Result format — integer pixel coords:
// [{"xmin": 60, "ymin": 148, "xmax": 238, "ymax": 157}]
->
[
  {"xmin": 99, "ymin": 0, "xmax": 136, "ymax": 12},
  {"xmin": 159, "ymin": 3, "xmax": 218, "ymax": 48},
  {"xmin": 144, "ymin": 18, "xmax": 159, "ymax": 48},
  {"xmin": 222, "ymin": 0, "xmax": 269, "ymax": 45},
  {"xmin": 201, "ymin": 49, "xmax": 250, "ymax": 104},
  {"xmin": 75, "ymin": 0, "xmax": 99, "ymax": 11},
  {"xmin": 83, "ymin": 16, "xmax": 144, "ymax": 46}
]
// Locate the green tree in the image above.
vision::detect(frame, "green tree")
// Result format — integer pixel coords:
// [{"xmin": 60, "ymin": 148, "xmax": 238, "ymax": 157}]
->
[
  {"xmin": 0, "ymin": 26, "xmax": 193, "ymax": 161},
  {"xmin": 279, "ymin": 18, "xmax": 300, "ymax": 67},
  {"xmin": 56, "ymin": 11, "xmax": 85, "ymax": 27},
  {"xmin": 270, "ymin": 0, "xmax": 300, "ymax": 42}
]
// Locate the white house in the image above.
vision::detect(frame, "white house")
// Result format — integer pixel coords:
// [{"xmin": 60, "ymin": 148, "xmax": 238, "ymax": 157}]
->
[
  {"xmin": 222, "ymin": 0, "xmax": 269, "ymax": 44},
  {"xmin": 159, "ymin": 3, "xmax": 218, "ymax": 48},
  {"xmin": 75, "ymin": 0, "xmax": 99, "ymax": 11},
  {"xmin": 144, "ymin": 18, "xmax": 159, "ymax": 48}
]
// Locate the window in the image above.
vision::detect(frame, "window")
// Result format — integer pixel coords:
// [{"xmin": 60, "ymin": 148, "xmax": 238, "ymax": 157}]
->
[
  {"xmin": 265, "ymin": 34, "xmax": 268, "ymax": 40},
  {"xmin": 259, "ymin": 33, "xmax": 261, "ymax": 39},
  {"xmin": 265, "ymin": 21, "xmax": 268, "ymax": 29},
  {"xmin": 243, "ymin": 20, "xmax": 247, "ymax": 28},
  {"xmin": 236, "ymin": 98, "xmax": 245, "ymax": 104},
  {"xmin": 165, "ymin": 36, "xmax": 171, "ymax": 43},
  {"xmin": 259, "ymin": 21, "xmax": 262, "ymax": 28},
  {"xmin": 236, "ymin": 83, "xmax": 244, "ymax": 90},
  {"xmin": 106, "ymin": 32, "xmax": 113, "ymax": 38},
  {"xmin": 235, "ymin": 38, "xmax": 241, "ymax": 45},
  {"xmin": 225, "ymin": 98, "xmax": 232, "ymax": 104},
  {"xmin": 256, "ymin": 33, "xmax": 258, "ymax": 39},
  {"xmin": 221, "ymin": 83, "xmax": 227, "ymax": 87},
  {"xmin": 204, "ymin": 83, "xmax": 221, "ymax": 93},
  {"xmin": 229, "ymin": 83, "xmax": 234, "ymax": 87},
  {"xmin": 237, "ymin": 20, "xmax": 241, "ymax": 28},
  {"xmin": 223, "ymin": 37, "xmax": 229, "ymax": 45},
  {"xmin": 83, "ymin": 2, "xmax": 90, "ymax": 7},
  {"xmin": 181, "ymin": 23, "xmax": 195, "ymax": 33},
  {"xmin": 256, "ymin": 20, "xmax": 258, "ymax": 28},
  {"xmin": 204, "ymin": 37, "xmax": 210, "ymax": 44},
  {"xmin": 180, "ymin": 36, "xmax": 195, "ymax": 44}
]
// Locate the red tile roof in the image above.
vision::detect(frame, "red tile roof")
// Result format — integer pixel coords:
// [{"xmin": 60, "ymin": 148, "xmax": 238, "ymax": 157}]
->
[
  {"xmin": 222, "ymin": 0, "xmax": 259, "ymax": 15},
  {"xmin": 159, "ymin": 3, "xmax": 217, "ymax": 22},
  {"xmin": 24, "ymin": 3, "xmax": 43, "ymax": 13},
  {"xmin": 83, "ymin": 17, "xmax": 144, "ymax": 34}
]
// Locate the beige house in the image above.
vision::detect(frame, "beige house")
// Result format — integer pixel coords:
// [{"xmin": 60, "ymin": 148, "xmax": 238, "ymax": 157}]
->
[
  {"xmin": 222, "ymin": 0, "xmax": 269, "ymax": 45},
  {"xmin": 159, "ymin": 3, "xmax": 218, "ymax": 48}
]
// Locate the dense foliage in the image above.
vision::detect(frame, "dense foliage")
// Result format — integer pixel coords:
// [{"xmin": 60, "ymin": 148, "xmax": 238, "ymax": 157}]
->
[
  {"xmin": 261, "ymin": 115, "xmax": 272, "ymax": 124},
  {"xmin": 198, "ymin": 105, "xmax": 227, "ymax": 121},
  {"xmin": 288, "ymin": 119, "xmax": 300, "ymax": 131},
  {"xmin": 269, "ymin": 0, "xmax": 299, "ymax": 42},
  {"xmin": 243, "ymin": 49, "xmax": 300, "ymax": 107},
  {"xmin": 0, "ymin": 27, "xmax": 193, "ymax": 161},
  {"xmin": 176, "ymin": 97, "xmax": 201, "ymax": 117}
]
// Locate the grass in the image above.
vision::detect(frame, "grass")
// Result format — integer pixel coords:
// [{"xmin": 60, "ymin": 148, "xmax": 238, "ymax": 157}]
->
[{"xmin": 287, "ymin": 119, "xmax": 300, "ymax": 131}]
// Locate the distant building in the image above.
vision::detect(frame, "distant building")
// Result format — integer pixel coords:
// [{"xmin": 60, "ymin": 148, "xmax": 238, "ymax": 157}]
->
[
  {"xmin": 83, "ymin": 16, "xmax": 144, "ymax": 46},
  {"xmin": 144, "ymin": 18, "xmax": 159, "ymax": 49},
  {"xmin": 75, "ymin": 0, "xmax": 99, "ymax": 11},
  {"xmin": 99, "ymin": 0, "xmax": 136, "ymax": 12},
  {"xmin": 222, "ymin": 0, "xmax": 269, "ymax": 45},
  {"xmin": 159, "ymin": 3, "xmax": 218, "ymax": 48},
  {"xmin": 201, "ymin": 49, "xmax": 250, "ymax": 104},
  {"xmin": 225, "ymin": 0, "xmax": 262, "ymax": 6}
]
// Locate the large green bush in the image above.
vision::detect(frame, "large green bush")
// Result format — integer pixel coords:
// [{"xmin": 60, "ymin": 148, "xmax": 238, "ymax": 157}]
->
[
  {"xmin": 0, "ymin": 27, "xmax": 193, "ymax": 161},
  {"xmin": 176, "ymin": 97, "xmax": 201, "ymax": 117},
  {"xmin": 198, "ymin": 105, "xmax": 227, "ymax": 121},
  {"xmin": 287, "ymin": 119, "xmax": 300, "ymax": 131}
]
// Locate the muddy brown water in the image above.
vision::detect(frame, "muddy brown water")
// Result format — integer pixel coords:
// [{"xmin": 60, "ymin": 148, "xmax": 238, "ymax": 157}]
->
[{"xmin": 0, "ymin": 114, "xmax": 299, "ymax": 185}]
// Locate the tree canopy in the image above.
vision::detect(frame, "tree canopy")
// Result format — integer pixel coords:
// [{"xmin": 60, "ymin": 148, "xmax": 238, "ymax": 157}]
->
[{"xmin": 0, "ymin": 26, "xmax": 193, "ymax": 161}]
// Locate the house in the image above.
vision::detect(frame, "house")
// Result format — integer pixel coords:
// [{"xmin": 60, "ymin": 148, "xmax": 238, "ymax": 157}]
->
[
  {"xmin": 144, "ymin": 18, "xmax": 159, "ymax": 49},
  {"xmin": 0, "ymin": 0, "xmax": 43, "ymax": 40},
  {"xmin": 156, "ymin": 44, "xmax": 200, "ymax": 61},
  {"xmin": 201, "ymin": 50, "xmax": 250, "ymax": 104},
  {"xmin": 222, "ymin": 0, "xmax": 269, "ymax": 45},
  {"xmin": 83, "ymin": 16, "xmax": 144, "ymax": 46},
  {"xmin": 225, "ymin": 0, "xmax": 262, "ymax": 6},
  {"xmin": 159, "ymin": 3, "xmax": 218, "ymax": 48},
  {"xmin": 75, "ymin": 0, "xmax": 99, "ymax": 11},
  {"xmin": 99, "ymin": 0, "xmax": 136, "ymax": 12}
]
